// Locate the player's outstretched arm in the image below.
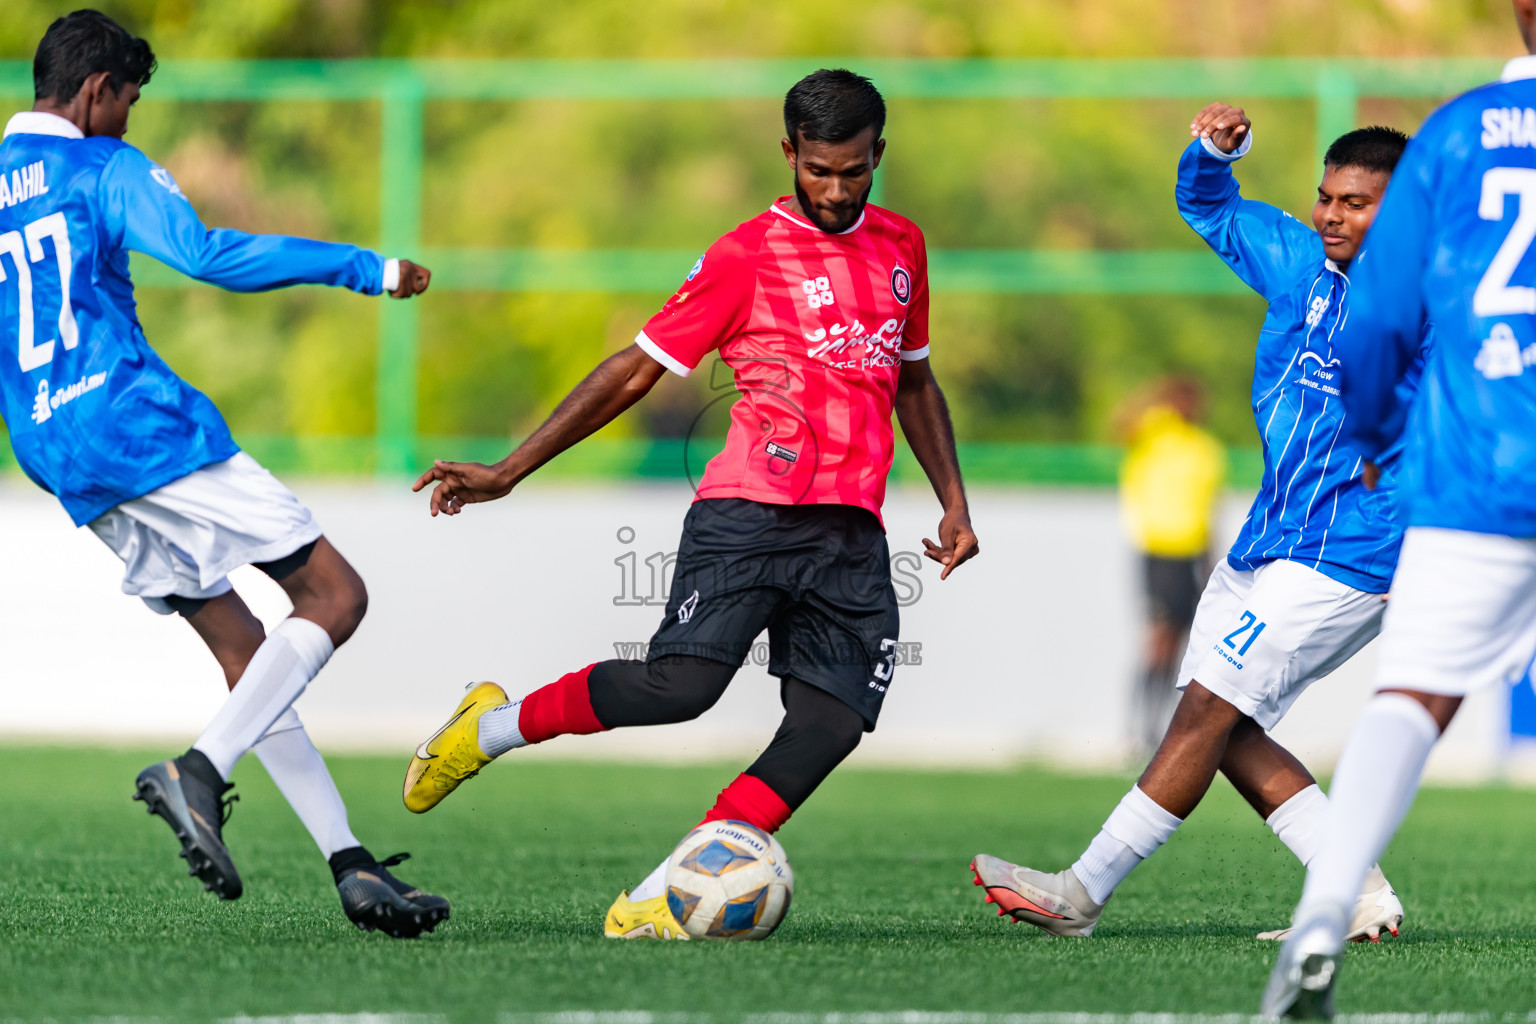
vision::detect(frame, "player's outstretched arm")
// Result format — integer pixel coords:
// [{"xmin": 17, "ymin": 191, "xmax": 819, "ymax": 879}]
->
[
  {"xmin": 413, "ymin": 344, "xmax": 667, "ymax": 516},
  {"xmin": 104, "ymin": 146, "xmax": 427, "ymax": 298},
  {"xmin": 894, "ymin": 358, "xmax": 978, "ymax": 580}
]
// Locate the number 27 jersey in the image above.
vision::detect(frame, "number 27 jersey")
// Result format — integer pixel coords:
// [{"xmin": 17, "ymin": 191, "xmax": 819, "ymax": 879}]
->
[
  {"xmin": 0, "ymin": 112, "xmax": 387, "ymax": 526},
  {"xmin": 636, "ymin": 199, "xmax": 931, "ymax": 524}
]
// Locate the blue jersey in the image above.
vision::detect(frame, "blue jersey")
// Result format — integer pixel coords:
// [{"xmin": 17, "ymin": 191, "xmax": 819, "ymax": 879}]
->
[
  {"xmin": 1334, "ymin": 57, "xmax": 1536, "ymax": 539},
  {"xmin": 1176, "ymin": 136, "xmax": 1427, "ymax": 593},
  {"xmin": 0, "ymin": 112, "xmax": 388, "ymax": 526}
]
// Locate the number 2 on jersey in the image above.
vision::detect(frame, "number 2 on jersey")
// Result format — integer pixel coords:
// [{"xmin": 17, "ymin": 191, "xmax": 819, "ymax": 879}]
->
[
  {"xmin": 0, "ymin": 212, "xmax": 78, "ymax": 371},
  {"xmin": 1475, "ymin": 167, "xmax": 1536, "ymax": 317}
]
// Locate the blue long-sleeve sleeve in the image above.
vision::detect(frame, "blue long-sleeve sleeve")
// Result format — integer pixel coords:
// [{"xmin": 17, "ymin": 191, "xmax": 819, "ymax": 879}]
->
[
  {"xmin": 1175, "ymin": 138, "xmax": 1318, "ymax": 302},
  {"xmin": 98, "ymin": 145, "xmax": 385, "ymax": 294},
  {"xmin": 1332, "ymin": 141, "xmax": 1433, "ymax": 458}
]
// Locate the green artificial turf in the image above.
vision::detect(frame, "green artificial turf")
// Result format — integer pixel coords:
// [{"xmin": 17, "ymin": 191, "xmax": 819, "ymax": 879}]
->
[{"xmin": 1, "ymin": 746, "xmax": 1534, "ymax": 1021}]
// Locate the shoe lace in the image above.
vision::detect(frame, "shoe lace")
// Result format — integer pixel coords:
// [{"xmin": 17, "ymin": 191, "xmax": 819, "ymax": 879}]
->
[
  {"xmin": 218, "ymin": 789, "xmax": 240, "ymax": 827},
  {"xmin": 379, "ymin": 852, "xmax": 411, "ymax": 869}
]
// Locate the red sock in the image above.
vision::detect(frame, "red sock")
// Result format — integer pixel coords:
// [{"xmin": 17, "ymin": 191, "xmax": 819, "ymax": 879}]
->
[
  {"xmin": 516, "ymin": 664, "xmax": 606, "ymax": 744},
  {"xmin": 699, "ymin": 773, "xmax": 793, "ymax": 834}
]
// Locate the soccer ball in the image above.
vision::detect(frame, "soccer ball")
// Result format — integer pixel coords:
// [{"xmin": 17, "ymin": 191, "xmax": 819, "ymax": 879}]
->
[{"xmin": 664, "ymin": 820, "xmax": 794, "ymax": 940}]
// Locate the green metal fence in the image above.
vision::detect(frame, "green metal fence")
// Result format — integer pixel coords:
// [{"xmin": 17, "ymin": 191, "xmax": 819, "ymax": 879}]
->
[{"xmin": 0, "ymin": 57, "xmax": 1502, "ymax": 486}]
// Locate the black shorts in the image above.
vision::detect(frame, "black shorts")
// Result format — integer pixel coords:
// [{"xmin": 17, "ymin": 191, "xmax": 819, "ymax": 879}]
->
[
  {"xmin": 647, "ymin": 498, "xmax": 900, "ymax": 730},
  {"xmin": 1143, "ymin": 554, "xmax": 1204, "ymax": 628}
]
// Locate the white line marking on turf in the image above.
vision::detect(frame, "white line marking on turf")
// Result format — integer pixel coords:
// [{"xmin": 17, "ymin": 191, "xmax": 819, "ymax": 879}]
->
[
  {"xmin": 9, "ymin": 1014, "xmax": 1531, "ymax": 1024},
  {"xmin": 222, "ymin": 1016, "xmax": 448, "ymax": 1024},
  {"xmin": 496, "ymin": 1014, "xmax": 1536, "ymax": 1024}
]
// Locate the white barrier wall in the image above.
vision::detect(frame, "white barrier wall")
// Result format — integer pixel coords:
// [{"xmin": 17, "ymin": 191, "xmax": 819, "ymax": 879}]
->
[{"xmin": 0, "ymin": 478, "xmax": 1514, "ymax": 780}]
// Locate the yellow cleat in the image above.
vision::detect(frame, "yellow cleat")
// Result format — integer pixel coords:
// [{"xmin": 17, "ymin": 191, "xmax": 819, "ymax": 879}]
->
[
  {"xmin": 403, "ymin": 681, "xmax": 508, "ymax": 813},
  {"xmin": 604, "ymin": 889, "xmax": 689, "ymax": 940}
]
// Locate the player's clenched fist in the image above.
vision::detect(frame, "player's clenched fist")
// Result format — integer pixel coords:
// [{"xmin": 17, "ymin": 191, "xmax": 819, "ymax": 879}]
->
[
  {"xmin": 1190, "ymin": 102, "xmax": 1251, "ymax": 154},
  {"xmin": 390, "ymin": 259, "xmax": 432, "ymax": 299}
]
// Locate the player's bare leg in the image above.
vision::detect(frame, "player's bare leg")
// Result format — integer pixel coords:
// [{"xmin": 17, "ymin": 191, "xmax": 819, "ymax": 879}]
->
[
  {"xmin": 1136, "ymin": 681, "xmax": 1245, "ymax": 816},
  {"xmin": 1220, "ymin": 717, "xmax": 1315, "ymax": 819}
]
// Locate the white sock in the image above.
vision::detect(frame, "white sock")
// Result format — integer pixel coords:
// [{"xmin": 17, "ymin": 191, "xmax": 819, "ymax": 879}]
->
[
  {"xmin": 1266, "ymin": 783, "xmax": 1329, "ymax": 867},
  {"xmin": 253, "ymin": 706, "xmax": 360, "ymax": 860},
  {"xmin": 476, "ymin": 698, "xmax": 527, "ymax": 758},
  {"xmin": 630, "ymin": 857, "xmax": 670, "ymax": 902},
  {"xmin": 1299, "ymin": 693, "xmax": 1439, "ymax": 913},
  {"xmin": 193, "ymin": 617, "xmax": 334, "ymax": 779},
  {"xmin": 1072, "ymin": 785, "xmax": 1183, "ymax": 904}
]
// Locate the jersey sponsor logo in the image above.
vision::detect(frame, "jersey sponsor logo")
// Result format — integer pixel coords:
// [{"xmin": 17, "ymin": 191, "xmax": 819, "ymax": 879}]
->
[
  {"xmin": 1293, "ymin": 351, "xmax": 1342, "ymax": 397},
  {"xmin": 30, "ymin": 379, "xmax": 49, "ymax": 424},
  {"xmin": 1474, "ymin": 321, "xmax": 1536, "ymax": 379},
  {"xmin": 686, "ymin": 255, "xmax": 704, "ymax": 281},
  {"xmin": 0, "ymin": 161, "xmax": 49, "ymax": 209},
  {"xmin": 677, "ymin": 589, "xmax": 700, "ymax": 624},
  {"xmin": 29, "ymin": 371, "xmax": 106, "ymax": 424},
  {"xmin": 890, "ymin": 265, "xmax": 911, "ymax": 305},
  {"xmin": 764, "ymin": 440, "xmax": 799, "ymax": 463},
  {"xmin": 1481, "ymin": 107, "xmax": 1536, "ymax": 150},
  {"xmin": 803, "ymin": 317, "xmax": 906, "ymax": 370},
  {"xmin": 799, "ymin": 275, "xmax": 834, "ymax": 309},
  {"xmin": 149, "ymin": 167, "xmax": 186, "ymax": 199}
]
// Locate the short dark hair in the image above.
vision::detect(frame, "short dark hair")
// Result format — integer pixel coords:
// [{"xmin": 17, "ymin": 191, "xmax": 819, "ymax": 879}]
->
[
  {"xmin": 34, "ymin": 9, "xmax": 156, "ymax": 103},
  {"xmin": 783, "ymin": 69, "xmax": 885, "ymax": 149},
  {"xmin": 1324, "ymin": 126, "xmax": 1410, "ymax": 175}
]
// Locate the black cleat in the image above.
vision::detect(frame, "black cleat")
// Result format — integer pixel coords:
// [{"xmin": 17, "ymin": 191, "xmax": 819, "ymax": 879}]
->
[
  {"xmin": 330, "ymin": 846, "xmax": 450, "ymax": 938},
  {"xmin": 133, "ymin": 750, "xmax": 243, "ymax": 900}
]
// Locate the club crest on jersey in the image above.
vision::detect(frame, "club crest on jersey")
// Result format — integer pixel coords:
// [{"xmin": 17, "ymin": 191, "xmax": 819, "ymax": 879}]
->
[{"xmin": 890, "ymin": 265, "xmax": 912, "ymax": 306}]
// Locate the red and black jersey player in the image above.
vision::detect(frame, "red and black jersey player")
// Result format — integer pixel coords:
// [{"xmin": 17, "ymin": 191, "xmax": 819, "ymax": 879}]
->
[{"xmin": 403, "ymin": 69, "xmax": 979, "ymax": 937}]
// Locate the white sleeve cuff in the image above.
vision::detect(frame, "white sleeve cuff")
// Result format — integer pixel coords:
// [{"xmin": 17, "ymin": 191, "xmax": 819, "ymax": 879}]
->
[
  {"xmin": 635, "ymin": 330, "xmax": 694, "ymax": 377},
  {"xmin": 382, "ymin": 258, "xmax": 400, "ymax": 293},
  {"xmin": 1200, "ymin": 130, "xmax": 1253, "ymax": 162},
  {"xmin": 900, "ymin": 345, "xmax": 931, "ymax": 361}
]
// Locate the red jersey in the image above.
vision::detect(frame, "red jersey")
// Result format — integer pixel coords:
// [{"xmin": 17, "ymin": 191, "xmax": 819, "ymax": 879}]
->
[{"xmin": 636, "ymin": 199, "xmax": 931, "ymax": 523}]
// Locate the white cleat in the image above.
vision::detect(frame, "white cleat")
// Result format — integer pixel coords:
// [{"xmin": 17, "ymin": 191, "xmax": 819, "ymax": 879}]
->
[
  {"xmin": 970, "ymin": 854, "xmax": 1105, "ymax": 936},
  {"xmin": 1262, "ymin": 900, "xmax": 1347, "ymax": 1020},
  {"xmin": 1258, "ymin": 865, "xmax": 1402, "ymax": 943}
]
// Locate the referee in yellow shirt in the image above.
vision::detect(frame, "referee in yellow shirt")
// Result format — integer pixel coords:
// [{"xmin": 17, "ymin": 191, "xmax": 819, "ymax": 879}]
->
[{"xmin": 1119, "ymin": 377, "xmax": 1226, "ymax": 754}]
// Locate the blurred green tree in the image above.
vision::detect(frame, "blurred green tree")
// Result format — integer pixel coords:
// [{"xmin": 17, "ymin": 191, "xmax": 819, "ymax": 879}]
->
[{"xmin": 0, "ymin": 1, "xmax": 1516, "ymax": 467}]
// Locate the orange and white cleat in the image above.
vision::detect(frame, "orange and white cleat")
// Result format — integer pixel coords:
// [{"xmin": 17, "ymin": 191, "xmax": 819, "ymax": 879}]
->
[
  {"xmin": 971, "ymin": 854, "xmax": 1106, "ymax": 936},
  {"xmin": 1258, "ymin": 865, "xmax": 1403, "ymax": 943}
]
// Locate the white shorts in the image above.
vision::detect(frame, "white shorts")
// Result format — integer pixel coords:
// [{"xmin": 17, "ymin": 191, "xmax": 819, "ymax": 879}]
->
[
  {"xmin": 87, "ymin": 452, "xmax": 322, "ymax": 615},
  {"xmin": 1176, "ymin": 558, "xmax": 1385, "ymax": 729},
  {"xmin": 1373, "ymin": 527, "xmax": 1536, "ymax": 698}
]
